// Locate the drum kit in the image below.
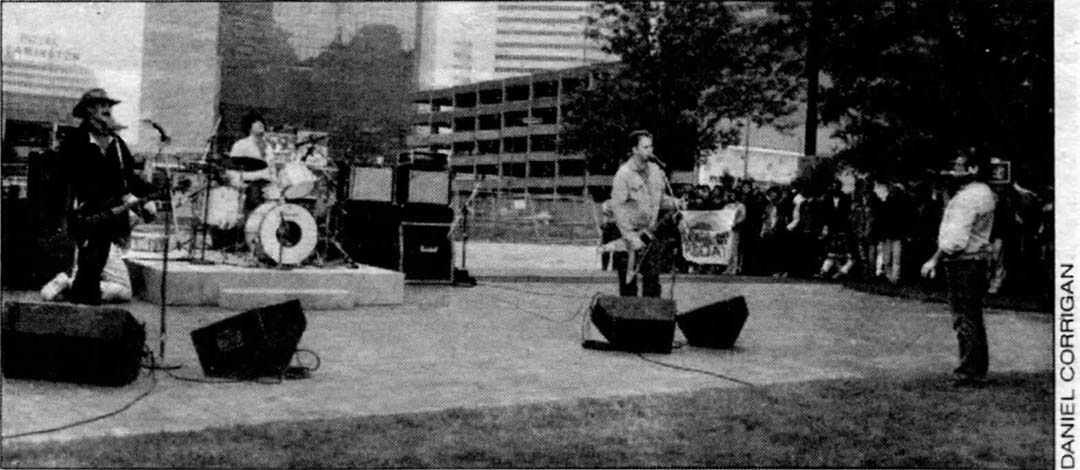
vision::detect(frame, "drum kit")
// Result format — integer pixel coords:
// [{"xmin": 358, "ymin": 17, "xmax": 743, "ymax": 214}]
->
[{"xmin": 187, "ymin": 153, "xmax": 347, "ymax": 267}]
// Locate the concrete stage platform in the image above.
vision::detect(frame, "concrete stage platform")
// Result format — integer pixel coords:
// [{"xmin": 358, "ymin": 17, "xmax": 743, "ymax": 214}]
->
[{"xmin": 125, "ymin": 259, "xmax": 404, "ymax": 310}]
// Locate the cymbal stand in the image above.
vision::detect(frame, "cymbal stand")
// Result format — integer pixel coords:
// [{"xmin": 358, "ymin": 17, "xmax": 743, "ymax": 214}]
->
[
  {"xmin": 313, "ymin": 165, "xmax": 355, "ymax": 267},
  {"xmin": 192, "ymin": 116, "xmax": 221, "ymax": 265}
]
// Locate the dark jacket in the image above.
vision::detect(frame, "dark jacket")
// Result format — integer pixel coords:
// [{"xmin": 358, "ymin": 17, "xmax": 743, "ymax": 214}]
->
[
  {"xmin": 820, "ymin": 193, "xmax": 852, "ymax": 234},
  {"xmin": 61, "ymin": 122, "xmax": 155, "ymax": 242}
]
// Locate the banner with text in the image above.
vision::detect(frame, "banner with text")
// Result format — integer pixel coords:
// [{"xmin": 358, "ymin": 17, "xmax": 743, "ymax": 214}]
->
[{"xmin": 680, "ymin": 209, "xmax": 737, "ymax": 266}]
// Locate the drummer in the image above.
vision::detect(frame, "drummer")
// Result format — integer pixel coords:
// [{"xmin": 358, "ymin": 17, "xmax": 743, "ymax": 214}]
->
[{"xmin": 228, "ymin": 111, "xmax": 276, "ymax": 210}]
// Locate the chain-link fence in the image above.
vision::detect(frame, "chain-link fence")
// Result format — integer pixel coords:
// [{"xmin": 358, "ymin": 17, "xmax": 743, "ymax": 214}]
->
[{"xmin": 453, "ymin": 190, "xmax": 602, "ymax": 246}]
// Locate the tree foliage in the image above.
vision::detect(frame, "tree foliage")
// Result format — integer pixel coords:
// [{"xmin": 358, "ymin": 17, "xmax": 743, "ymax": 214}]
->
[
  {"xmin": 778, "ymin": 0, "xmax": 1052, "ymax": 184},
  {"xmin": 561, "ymin": 2, "xmax": 805, "ymax": 174}
]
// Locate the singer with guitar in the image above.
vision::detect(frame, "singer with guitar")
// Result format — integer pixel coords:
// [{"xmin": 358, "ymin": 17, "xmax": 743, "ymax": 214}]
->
[
  {"xmin": 609, "ymin": 130, "xmax": 682, "ymax": 297},
  {"xmin": 61, "ymin": 89, "xmax": 158, "ymax": 305}
]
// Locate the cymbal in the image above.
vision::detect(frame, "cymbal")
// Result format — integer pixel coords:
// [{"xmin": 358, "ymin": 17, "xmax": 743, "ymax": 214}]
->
[{"xmin": 221, "ymin": 156, "xmax": 268, "ymax": 172}]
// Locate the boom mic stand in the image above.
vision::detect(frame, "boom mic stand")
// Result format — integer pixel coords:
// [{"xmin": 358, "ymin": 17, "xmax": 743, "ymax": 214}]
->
[
  {"xmin": 143, "ymin": 120, "xmax": 182, "ymax": 369},
  {"xmin": 452, "ymin": 180, "xmax": 481, "ymax": 287}
]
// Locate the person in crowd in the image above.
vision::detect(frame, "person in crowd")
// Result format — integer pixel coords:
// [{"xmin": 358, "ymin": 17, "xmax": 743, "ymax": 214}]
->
[
  {"xmin": 817, "ymin": 179, "xmax": 854, "ymax": 278},
  {"xmin": 60, "ymin": 88, "xmax": 157, "ymax": 305},
  {"xmin": 739, "ymin": 181, "xmax": 765, "ymax": 275},
  {"xmin": 986, "ymin": 182, "xmax": 1018, "ymax": 294},
  {"xmin": 785, "ymin": 180, "xmax": 819, "ymax": 277},
  {"xmin": 759, "ymin": 185, "xmax": 788, "ymax": 277},
  {"xmin": 849, "ymin": 178, "xmax": 878, "ymax": 280},
  {"xmin": 875, "ymin": 179, "xmax": 913, "ymax": 284},
  {"xmin": 608, "ymin": 130, "xmax": 680, "ymax": 297},
  {"xmin": 722, "ymin": 188, "xmax": 747, "ymax": 275},
  {"xmin": 599, "ymin": 200, "xmax": 619, "ymax": 271},
  {"xmin": 920, "ymin": 152, "xmax": 996, "ymax": 387},
  {"xmin": 907, "ymin": 178, "xmax": 945, "ymax": 286}
]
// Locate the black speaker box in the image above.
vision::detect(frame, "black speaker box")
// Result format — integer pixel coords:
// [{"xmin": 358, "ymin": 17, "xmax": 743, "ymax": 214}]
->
[
  {"xmin": 676, "ymin": 296, "xmax": 749, "ymax": 349},
  {"xmin": 1, "ymin": 302, "xmax": 146, "ymax": 386},
  {"xmin": 190, "ymin": 300, "xmax": 306, "ymax": 379},
  {"xmin": 400, "ymin": 222, "xmax": 454, "ymax": 283},
  {"xmin": 340, "ymin": 201, "xmax": 401, "ymax": 270},
  {"xmin": 590, "ymin": 295, "xmax": 677, "ymax": 353}
]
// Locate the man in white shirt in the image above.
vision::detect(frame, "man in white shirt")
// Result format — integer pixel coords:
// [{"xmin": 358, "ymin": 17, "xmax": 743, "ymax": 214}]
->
[
  {"xmin": 609, "ymin": 130, "xmax": 680, "ymax": 297},
  {"xmin": 921, "ymin": 152, "xmax": 996, "ymax": 386},
  {"xmin": 228, "ymin": 111, "xmax": 275, "ymax": 208}
]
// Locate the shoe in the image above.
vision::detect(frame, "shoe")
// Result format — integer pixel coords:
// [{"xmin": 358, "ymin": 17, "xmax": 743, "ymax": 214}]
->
[
  {"xmin": 41, "ymin": 272, "xmax": 71, "ymax": 301},
  {"xmin": 952, "ymin": 373, "xmax": 988, "ymax": 387}
]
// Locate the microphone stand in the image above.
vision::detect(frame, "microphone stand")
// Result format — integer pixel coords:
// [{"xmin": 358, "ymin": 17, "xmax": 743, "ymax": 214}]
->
[
  {"xmin": 453, "ymin": 180, "xmax": 481, "ymax": 287},
  {"xmin": 145, "ymin": 121, "xmax": 181, "ymax": 369}
]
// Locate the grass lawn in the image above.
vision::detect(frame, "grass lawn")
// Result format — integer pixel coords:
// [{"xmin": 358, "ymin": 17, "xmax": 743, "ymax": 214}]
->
[{"xmin": 3, "ymin": 371, "xmax": 1051, "ymax": 468}]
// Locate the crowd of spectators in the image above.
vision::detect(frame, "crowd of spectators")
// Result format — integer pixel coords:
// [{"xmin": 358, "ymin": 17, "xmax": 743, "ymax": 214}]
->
[{"xmin": 605, "ymin": 173, "xmax": 1053, "ymax": 296}]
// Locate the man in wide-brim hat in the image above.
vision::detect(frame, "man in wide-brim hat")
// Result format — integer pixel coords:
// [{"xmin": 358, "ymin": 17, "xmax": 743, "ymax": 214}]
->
[{"xmin": 59, "ymin": 88, "xmax": 156, "ymax": 305}]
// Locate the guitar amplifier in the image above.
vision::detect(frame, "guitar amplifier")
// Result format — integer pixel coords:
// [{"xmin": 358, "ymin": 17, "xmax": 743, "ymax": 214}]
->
[{"xmin": 400, "ymin": 222, "xmax": 453, "ymax": 283}]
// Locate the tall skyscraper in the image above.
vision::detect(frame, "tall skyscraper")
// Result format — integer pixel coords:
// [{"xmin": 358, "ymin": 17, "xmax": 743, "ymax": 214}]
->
[
  {"xmin": 491, "ymin": 1, "xmax": 610, "ymax": 77},
  {"xmin": 417, "ymin": 1, "xmax": 613, "ymax": 90}
]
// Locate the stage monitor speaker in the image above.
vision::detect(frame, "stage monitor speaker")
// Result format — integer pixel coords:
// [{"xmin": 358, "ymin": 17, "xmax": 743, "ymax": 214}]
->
[
  {"xmin": 590, "ymin": 295, "xmax": 676, "ymax": 353},
  {"xmin": 348, "ymin": 166, "xmax": 395, "ymax": 203},
  {"xmin": 340, "ymin": 201, "xmax": 400, "ymax": 270},
  {"xmin": 676, "ymin": 296, "xmax": 749, "ymax": 349},
  {"xmin": 1, "ymin": 301, "xmax": 146, "ymax": 386},
  {"xmin": 190, "ymin": 300, "xmax": 306, "ymax": 379},
  {"xmin": 400, "ymin": 222, "xmax": 453, "ymax": 283}
]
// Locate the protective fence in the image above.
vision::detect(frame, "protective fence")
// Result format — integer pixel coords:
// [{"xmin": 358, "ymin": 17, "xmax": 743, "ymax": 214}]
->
[{"xmin": 451, "ymin": 189, "xmax": 602, "ymax": 246}]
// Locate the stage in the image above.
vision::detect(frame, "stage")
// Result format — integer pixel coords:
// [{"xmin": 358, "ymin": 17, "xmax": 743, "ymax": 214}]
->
[
  {"xmin": 0, "ymin": 281, "xmax": 1050, "ymax": 443},
  {"xmin": 125, "ymin": 258, "xmax": 404, "ymax": 310}
]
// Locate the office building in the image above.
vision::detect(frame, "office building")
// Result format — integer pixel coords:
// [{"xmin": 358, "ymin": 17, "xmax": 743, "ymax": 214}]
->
[
  {"xmin": 140, "ymin": 2, "xmax": 415, "ymax": 157},
  {"xmin": 417, "ymin": 2, "xmax": 614, "ymax": 90},
  {"xmin": 410, "ymin": 65, "xmax": 614, "ymax": 198}
]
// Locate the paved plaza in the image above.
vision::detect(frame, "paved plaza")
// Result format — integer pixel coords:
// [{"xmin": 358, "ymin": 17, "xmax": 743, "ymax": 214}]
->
[{"xmin": 1, "ymin": 280, "xmax": 1052, "ymax": 444}]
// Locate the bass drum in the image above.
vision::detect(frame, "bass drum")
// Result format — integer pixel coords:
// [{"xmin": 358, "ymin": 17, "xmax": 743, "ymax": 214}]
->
[{"xmin": 244, "ymin": 202, "xmax": 318, "ymax": 265}]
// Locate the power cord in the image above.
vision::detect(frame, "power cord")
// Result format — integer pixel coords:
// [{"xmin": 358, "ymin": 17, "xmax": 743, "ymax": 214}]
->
[
  {"xmin": 633, "ymin": 352, "xmax": 756, "ymax": 387},
  {"xmin": 0, "ymin": 345, "xmax": 323, "ymax": 441},
  {"xmin": 0, "ymin": 348, "xmax": 160, "ymax": 441}
]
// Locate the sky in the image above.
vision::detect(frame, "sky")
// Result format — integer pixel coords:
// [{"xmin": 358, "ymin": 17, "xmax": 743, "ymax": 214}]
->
[{"xmin": 2, "ymin": 2, "xmax": 146, "ymax": 143}]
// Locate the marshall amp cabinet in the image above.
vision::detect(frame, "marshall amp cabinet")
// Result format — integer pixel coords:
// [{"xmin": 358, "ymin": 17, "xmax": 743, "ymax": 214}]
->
[{"xmin": 399, "ymin": 222, "xmax": 454, "ymax": 283}]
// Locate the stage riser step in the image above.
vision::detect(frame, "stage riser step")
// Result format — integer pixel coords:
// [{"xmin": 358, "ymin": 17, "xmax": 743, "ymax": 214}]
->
[{"xmin": 218, "ymin": 288, "xmax": 354, "ymax": 311}]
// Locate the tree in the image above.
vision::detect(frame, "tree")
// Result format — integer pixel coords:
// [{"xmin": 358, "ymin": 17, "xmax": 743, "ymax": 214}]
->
[
  {"xmin": 561, "ymin": 2, "xmax": 805, "ymax": 175},
  {"xmin": 779, "ymin": 1, "xmax": 1052, "ymax": 185}
]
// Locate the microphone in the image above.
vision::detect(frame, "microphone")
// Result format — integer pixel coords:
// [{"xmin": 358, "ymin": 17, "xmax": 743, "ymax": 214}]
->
[
  {"xmin": 647, "ymin": 155, "xmax": 667, "ymax": 171},
  {"xmin": 142, "ymin": 119, "xmax": 171, "ymax": 144}
]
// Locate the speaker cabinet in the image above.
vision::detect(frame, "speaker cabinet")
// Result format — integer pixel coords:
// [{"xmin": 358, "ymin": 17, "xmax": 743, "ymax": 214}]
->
[
  {"xmin": 1, "ymin": 302, "xmax": 146, "ymax": 386},
  {"xmin": 190, "ymin": 300, "xmax": 306, "ymax": 379},
  {"xmin": 590, "ymin": 295, "xmax": 676, "ymax": 353},
  {"xmin": 347, "ymin": 166, "xmax": 395, "ymax": 203},
  {"xmin": 340, "ymin": 201, "xmax": 400, "ymax": 270},
  {"xmin": 400, "ymin": 222, "xmax": 453, "ymax": 283},
  {"xmin": 676, "ymin": 296, "xmax": 749, "ymax": 349}
]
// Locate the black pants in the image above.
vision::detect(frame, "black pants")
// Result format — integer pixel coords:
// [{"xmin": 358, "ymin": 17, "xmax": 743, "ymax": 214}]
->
[
  {"xmin": 945, "ymin": 258, "xmax": 989, "ymax": 378},
  {"xmin": 613, "ymin": 249, "xmax": 662, "ymax": 298},
  {"xmin": 69, "ymin": 236, "xmax": 112, "ymax": 305}
]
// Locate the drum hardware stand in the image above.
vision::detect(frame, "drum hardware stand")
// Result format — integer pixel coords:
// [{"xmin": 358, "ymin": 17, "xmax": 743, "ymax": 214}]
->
[
  {"xmin": 310, "ymin": 164, "xmax": 356, "ymax": 267},
  {"xmin": 192, "ymin": 117, "xmax": 222, "ymax": 265}
]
